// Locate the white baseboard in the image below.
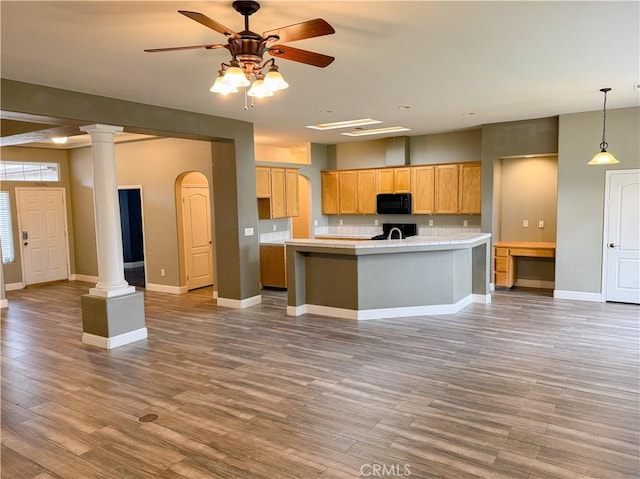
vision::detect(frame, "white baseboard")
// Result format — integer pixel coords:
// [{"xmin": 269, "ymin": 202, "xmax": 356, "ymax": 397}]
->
[
  {"xmin": 72, "ymin": 274, "xmax": 99, "ymax": 283},
  {"xmin": 5, "ymin": 282, "xmax": 24, "ymax": 291},
  {"xmin": 124, "ymin": 261, "xmax": 145, "ymax": 269},
  {"xmin": 287, "ymin": 295, "xmax": 474, "ymax": 320},
  {"xmin": 515, "ymin": 279, "xmax": 555, "ymax": 289},
  {"xmin": 145, "ymin": 283, "xmax": 188, "ymax": 294},
  {"xmin": 472, "ymin": 293, "xmax": 492, "ymax": 304},
  {"xmin": 0, "ymin": 298, "xmax": 8, "ymax": 308},
  {"xmin": 217, "ymin": 294, "xmax": 262, "ymax": 309},
  {"xmin": 553, "ymin": 290, "xmax": 604, "ymax": 302},
  {"xmin": 82, "ymin": 327, "xmax": 148, "ymax": 349}
]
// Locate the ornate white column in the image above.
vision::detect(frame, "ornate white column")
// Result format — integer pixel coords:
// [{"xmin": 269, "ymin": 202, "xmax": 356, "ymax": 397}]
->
[{"xmin": 80, "ymin": 124, "xmax": 135, "ymax": 298}]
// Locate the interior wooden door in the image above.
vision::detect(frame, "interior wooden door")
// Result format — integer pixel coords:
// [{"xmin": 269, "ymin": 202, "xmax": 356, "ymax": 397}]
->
[
  {"xmin": 182, "ymin": 185, "xmax": 214, "ymax": 290},
  {"xmin": 605, "ymin": 169, "xmax": 639, "ymax": 303}
]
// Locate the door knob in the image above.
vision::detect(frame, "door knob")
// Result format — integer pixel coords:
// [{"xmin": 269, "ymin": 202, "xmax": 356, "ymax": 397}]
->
[
  {"xmin": 23, "ymin": 242, "xmax": 28, "ymax": 246},
  {"xmin": 608, "ymin": 243, "xmax": 618, "ymax": 248}
]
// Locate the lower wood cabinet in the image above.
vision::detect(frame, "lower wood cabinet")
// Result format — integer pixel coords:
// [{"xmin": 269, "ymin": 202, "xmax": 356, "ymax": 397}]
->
[{"xmin": 260, "ymin": 244, "xmax": 287, "ymax": 289}]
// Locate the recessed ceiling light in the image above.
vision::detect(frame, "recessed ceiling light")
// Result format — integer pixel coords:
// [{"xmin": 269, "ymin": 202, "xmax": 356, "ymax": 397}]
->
[
  {"xmin": 320, "ymin": 110, "xmax": 333, "ymax": 114},
  {"xmin": 306, "ymin": 118, "xmax": 382, "ymax": 130},
  {"xmin": 51, "ymin": 136, "xmax": 68, "ymax": 144},
  {"xmin": 341, "ymin": 126, "xmax": 411, "ymax": 137},
  {"xmin": 462, "ymin": 112, "xmax": 475, "ymax": 116},
  {"xmin": 397, "ymin": 105, "xmax": 411, "ymax": 109}
]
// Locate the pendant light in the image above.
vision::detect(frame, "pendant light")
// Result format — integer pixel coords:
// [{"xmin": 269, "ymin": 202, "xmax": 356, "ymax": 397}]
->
[{"xmin": 588, "ymin": 88, "xmax": 619, "ymax": 165}]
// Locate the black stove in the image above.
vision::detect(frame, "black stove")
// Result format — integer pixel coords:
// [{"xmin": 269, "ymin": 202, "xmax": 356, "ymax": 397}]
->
[{"xmin": 371, "ymin": 223, "xmax": 418, "ymax": 240}]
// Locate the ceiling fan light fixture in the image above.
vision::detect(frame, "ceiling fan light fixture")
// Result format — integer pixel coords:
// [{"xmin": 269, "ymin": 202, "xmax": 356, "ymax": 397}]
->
[
  {"xmin": 210, "ymin": 70, "xmax": 239, "ymax": 94},
  {"xmin": 247, "ymin": 76, "xmax": 274, "ymax": 98},
  {"xmin": 588, "ymin": 88, "xmax": 619, "ymax": 165},
  {"xmin": 223, "ymin": 61, "xmax": 251, "ymax": 88},
  {"xmin": 263, "ymin": 64, "xmax": 289, "ymax": 92}
]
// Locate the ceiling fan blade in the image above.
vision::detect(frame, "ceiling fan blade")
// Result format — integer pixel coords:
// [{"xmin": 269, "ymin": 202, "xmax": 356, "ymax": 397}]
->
[
  {"xmin": 263, "ymin": 19, "xmax": 335, "ymax": 44},
  {"xmin": 268, "ymin": 45, "xmax": 334, "ymax": 68},
  {"xmin": 178, "ymin": 10, "xmax": 239, "ymax": 38},
  {"xmin": 145, "ymin": 44, "xmax": 226, "ymax": 53}
]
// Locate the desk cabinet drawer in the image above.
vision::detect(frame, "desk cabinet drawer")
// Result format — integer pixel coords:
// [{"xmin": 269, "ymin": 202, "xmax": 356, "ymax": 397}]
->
[
  {"xmin": 495, "ymin": 257, "xmax": 508, "ymax": 272},
  {"xmin": 495, "ymin": 247, "xmax": 509, "ymax": 257},
  {"xmin": 495, "ymin": 272, "xmax": 508, "ymax": 287},
  {"xmin": 509, "ymin": 248, "xmax": 555, "ymax": 258}
]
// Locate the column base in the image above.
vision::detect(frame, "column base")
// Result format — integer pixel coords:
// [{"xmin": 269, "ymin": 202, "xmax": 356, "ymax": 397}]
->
[
  {"xmin": 89, "ymin": 285, "xmax": 136, "ymax": 298},
  {"xmin": 81, "ymin": 291, "xmax": 146, "ymax": 349}
]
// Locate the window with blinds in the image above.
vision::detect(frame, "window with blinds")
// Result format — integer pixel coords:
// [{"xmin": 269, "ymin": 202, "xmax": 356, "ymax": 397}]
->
[{"xmin": 0, "ymin": 191, "xmax": 15, "ymax": 263}]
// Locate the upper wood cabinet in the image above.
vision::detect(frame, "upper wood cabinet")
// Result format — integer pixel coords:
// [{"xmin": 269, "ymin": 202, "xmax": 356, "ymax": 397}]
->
[
  {"xmin": 255, "ymin": 167, "xmax": 271, "ymax": 198},
  {"xmin": 357, "ymin": 169, "xmax": 377, "ymax": 214},
  {"xmin": 377, "ymin": 167, "xmax": 411, "ymax": 194},
  {"xmin": 338, "ymin": 170, "xmax": 358, "ymax": 214},
  {"xmin": 256, "ymin": 167, "xmax": 299, "ymax": 219},
  {"xmin": 320, "ymin": 162, "xmax": 481, "ymax": 216},
  {"xmin": 411, "ymin": 166, "xmax": 435, "ymax": 214},
  {"xmin": 285, "ymin": 169, "xmax": 299, "ymax": 217},
  {"xmin": 459, "ymin": 163, "xmax": 481, "ymax": 214},
  {"xmin": 321, "ymin": 171, "xmax": 339, "ymax": 215},
  {"xmin": 434, "ymin": 164, "xmax": 459, "ymax": 214}
]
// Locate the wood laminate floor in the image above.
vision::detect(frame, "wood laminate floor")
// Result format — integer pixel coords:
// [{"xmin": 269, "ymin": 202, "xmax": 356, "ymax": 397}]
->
[{"xmin": 1, "ymin": 282, "xmax": 638, "ymax": 479}]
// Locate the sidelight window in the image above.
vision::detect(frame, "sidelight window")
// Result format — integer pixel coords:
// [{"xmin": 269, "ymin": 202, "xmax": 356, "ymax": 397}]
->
[{"xmin": 0, "ymin": 191, "xmax": 15, "ymax": 263}]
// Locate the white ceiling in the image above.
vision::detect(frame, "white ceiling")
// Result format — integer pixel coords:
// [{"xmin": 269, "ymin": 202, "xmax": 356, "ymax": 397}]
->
[{"xmin": 1, "ymin": 1, "xmax": 639, "ymax": 148}]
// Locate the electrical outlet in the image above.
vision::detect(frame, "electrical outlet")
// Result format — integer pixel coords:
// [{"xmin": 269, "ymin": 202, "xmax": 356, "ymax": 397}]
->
[
  {"xmin": 463, "ymin": 219, "xmax": 468, "ymax": 227},
  {"xmin": 314, "ymin": 220, "xmax": 318, "ymax": 226},
  {"xmin": 374, "ymin": 219, "xmax": 379, "ymax": 226},
  {"xmin": 161, "ymin": 269, "xmax": 165, "ymax": 277},
  {"xmin": 339, "ymin": 219, "xmax": 343, "ymax": 226},
  {"xmin": 538, "ymin": 220, "xmax": 545, "ymax": 228},
  {"xmin": 272, "ymin": 224, "xmax": 277, "ymax": 231},
  {"xmin": 244, "ymin": 227, "xmax": 254, "ymax": 236},
  {"xmin": 428, "ymin": 219, "xmax": 434, "ymax": 226},
  {"xmin": 522, "ymin": 220, "xmax": 529, "ymax": 228}
]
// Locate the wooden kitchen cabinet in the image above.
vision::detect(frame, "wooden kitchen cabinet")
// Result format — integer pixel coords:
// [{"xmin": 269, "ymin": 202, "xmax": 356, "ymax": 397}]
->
[
  {"xmin": 338, "ymin": 170, "xmax": 358, "ymax": 214},
  {"xmin": 285, "ymin": 168, "xmax": 299, "ymax": 217},
  {"xmin": 257, "ymin": 167, "xmax": 299, "ymax": 219},
  {"xmin": 321, "ymin": 171, "xmax": 339, "ymax": 214},
  {"xmin": 260, "ymin": 244, "xmax": 287, "ymax": 289},
  {"xmin": 459, "ymin": 162, "xmax": 481, "ymax": 214},
  {"xmin": 255, "ymin": 166, "xmax": 271, "ymax": 198},
  {"xmin": 377, "ymin": 167, "xmax": 410, "ymax": 194},
  {"xmin": 434, "ymin": 164, "xmax": 459, "ymax": 214},
  {"xmin": 411, "ymin": 166, "xmax": 435, "ymax": 214},
  {"xmin": 357, "ymin": 169, "xmax": 377, "ymax": 214}
]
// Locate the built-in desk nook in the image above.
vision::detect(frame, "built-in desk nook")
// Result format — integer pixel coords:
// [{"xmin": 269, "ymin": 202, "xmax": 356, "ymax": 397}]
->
[{"xmin": 493, "ymin": 241, "xmax": 556, "ymax": 288}]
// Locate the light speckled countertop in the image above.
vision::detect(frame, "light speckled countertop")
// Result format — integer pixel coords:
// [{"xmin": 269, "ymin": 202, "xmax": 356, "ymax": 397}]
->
[{"xmin": 286, "ymin": 233, "xmax": 491, "ymax": 249}]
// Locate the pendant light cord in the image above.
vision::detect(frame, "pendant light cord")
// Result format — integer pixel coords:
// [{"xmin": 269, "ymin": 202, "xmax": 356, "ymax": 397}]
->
[{"xmin": 600, "ymin": 88, "xmax": 609, "ymax": 151}]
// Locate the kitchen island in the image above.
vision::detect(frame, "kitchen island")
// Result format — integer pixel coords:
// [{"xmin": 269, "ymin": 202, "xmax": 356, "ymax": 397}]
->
[{"xmin": 285, "ymin": 233, "xmax": 491, "ymax": 320}]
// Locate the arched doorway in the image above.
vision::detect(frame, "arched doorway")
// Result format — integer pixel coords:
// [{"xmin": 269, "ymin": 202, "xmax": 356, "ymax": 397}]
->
[{"xmin": 177, "ymin": 172, "xmax": 214, "ymax": 290}]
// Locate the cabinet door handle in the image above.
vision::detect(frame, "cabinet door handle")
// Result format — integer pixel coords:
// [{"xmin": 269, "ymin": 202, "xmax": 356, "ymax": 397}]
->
[{"xmin": 608, "ymin": 243, "xmax": 618, "ymax": 248}]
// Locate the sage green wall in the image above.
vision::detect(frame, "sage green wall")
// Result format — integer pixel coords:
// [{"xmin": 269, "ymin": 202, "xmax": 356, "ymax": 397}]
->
[
  {"xmin": 70, "ymin": 137, "xmax": 214, "ymax": 288},
  {"xmin": 410, "ymin": 129, "xmax": 482, "ymax": 164},
  {"xmin": 480, "ymin": 117, "xmax": 559, "ymax": 237},
  {"xmin": 1, "ymin": 79, "xmax": 259, "ymax": 301},
  {"xmin": 556, "ymin": 106, "xmax": 640, "ymax": 295},
  {"xmin": 0, "ymin": 146, "xmax": 75, "ymax": 285},
  {"xmin": 336, "ymin": 139, "xmax": 387, "ymax": 169}
]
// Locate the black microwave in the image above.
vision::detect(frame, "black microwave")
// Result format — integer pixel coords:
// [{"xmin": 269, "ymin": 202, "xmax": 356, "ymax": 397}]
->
[{"xmin": 376, "ymin": 193, "xmax": 412, "ymax": 214}]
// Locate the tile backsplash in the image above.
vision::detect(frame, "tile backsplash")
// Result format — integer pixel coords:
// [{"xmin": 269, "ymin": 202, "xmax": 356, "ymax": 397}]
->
[{"xmin": 314, "ymin": 225, "xmax": 481, "ymax": 238}]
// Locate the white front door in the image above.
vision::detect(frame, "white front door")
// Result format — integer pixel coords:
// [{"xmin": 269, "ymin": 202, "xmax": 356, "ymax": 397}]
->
[
  {"xmin": 17, "ymin": 188, "xmax": 69, "ymax": 285},
  {"xmin": 605, "ymin": 169, "xmax": 640, "ymax": 304},
  {"xmin": 182, "ymin": 186, "xmax": 214, "ymax": 290}
]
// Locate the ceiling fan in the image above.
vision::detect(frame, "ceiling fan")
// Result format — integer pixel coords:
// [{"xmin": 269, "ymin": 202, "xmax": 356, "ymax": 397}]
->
[{"xmin": 145, "ymin": 1, "xmax": 335, "ymax": 98}]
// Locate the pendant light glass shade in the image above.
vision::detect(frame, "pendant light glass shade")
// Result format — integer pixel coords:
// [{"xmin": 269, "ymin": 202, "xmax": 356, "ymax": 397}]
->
[
  {"xmin": 263, "ymin": 65, "xmax": 289, "ymax": 92},
  {"xmin": 223, "ymin": 61, "xmax": 250, "ymax": 88},
  {"xmin": 588, "ymin": 88, "xmax": 619, "ymax": 165},
  {"xmin": 247, "ymin": 77, "xmax": 274, "ymax": 98},
  {"xmin": 210, "ymin": 73, "xmax": 238, "ymax": 95},
  {"xmin": 588, "ymin": 150, "xmax": 619, "ymax": 165}
]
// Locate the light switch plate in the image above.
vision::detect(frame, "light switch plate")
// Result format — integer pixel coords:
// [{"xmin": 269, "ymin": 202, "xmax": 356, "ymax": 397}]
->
[
  {"xmin": 522, "ymin": 220, "xmax": 529, "ymax": 228},
  {"xmin": 244, "ymin": 227, "xmax": 254, "ymax": 236},
  {"xmin": 463, "ymin": 220, "xmax": 468, "ymax": 227},
  {"xmin": 538, "ymin": 220, "xmax": 545, "ymax": 228}
]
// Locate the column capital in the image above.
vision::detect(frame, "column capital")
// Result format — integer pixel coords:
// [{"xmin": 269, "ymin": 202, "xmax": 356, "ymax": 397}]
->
[{"xmin": 80, "ymin": 124, "xmax": 124, "ymax": 135}]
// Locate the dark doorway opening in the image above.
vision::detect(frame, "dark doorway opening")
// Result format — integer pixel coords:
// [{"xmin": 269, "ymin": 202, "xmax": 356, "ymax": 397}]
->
[{"xmin": 118, "ymin": 188, "xmax": 145, "ymax": 288}]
